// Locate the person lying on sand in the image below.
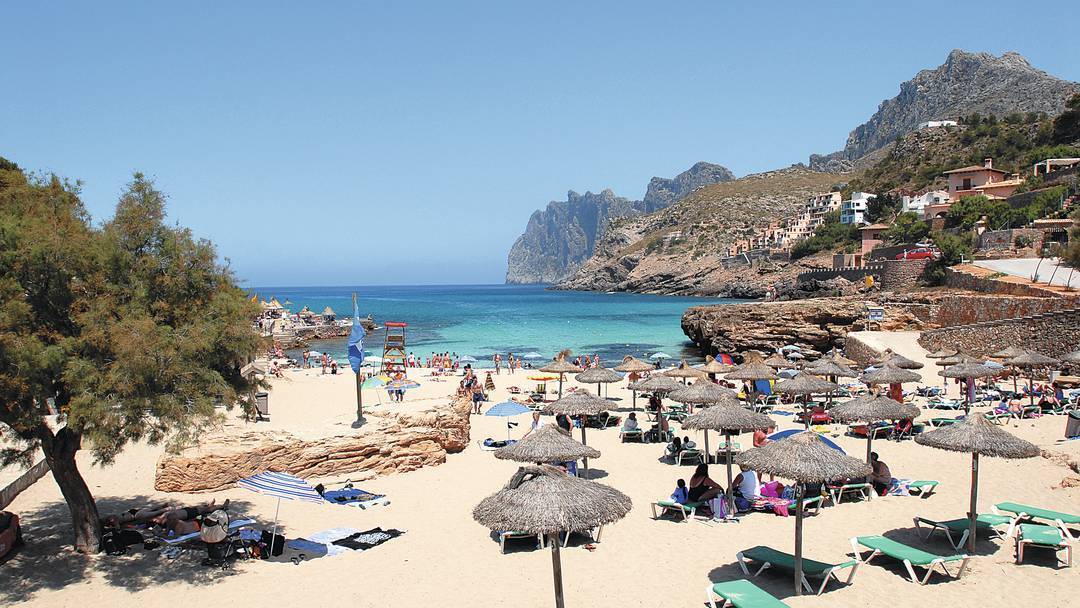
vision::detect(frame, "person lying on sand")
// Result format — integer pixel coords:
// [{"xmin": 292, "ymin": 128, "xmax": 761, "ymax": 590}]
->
[{"xmin": 153, "ymin": 499, "xmax": 230, "ymax": 536}]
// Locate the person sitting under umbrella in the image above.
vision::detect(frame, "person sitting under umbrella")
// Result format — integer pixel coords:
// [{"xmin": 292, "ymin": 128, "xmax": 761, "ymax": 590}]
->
[
  {"xmin": 869, "ymin": 452, "xmax": 893, "ymax": 495},
  {"xmin": 687, "ymin": 463, "xmax": 724, "ymax": 516},
  {"xmin": 521, "ymin": 411, "xmax": 544, "ymax": 439},
  {"xmin": 733, "ymin": 464, "xmax": 762, "ymax": 509},
  {"xmin": 622, "ymin": 412, "xmax": 640, "ymax": 433}
]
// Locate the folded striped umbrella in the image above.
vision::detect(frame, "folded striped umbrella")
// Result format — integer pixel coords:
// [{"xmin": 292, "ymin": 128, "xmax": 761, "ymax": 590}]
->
[
  {"xmin": 238, "ymin": 471, "xmax": 323, "ymax": 555},
  {"xmin": 238, "ymin": 471, "xmax": 323, "ymax": 503}
]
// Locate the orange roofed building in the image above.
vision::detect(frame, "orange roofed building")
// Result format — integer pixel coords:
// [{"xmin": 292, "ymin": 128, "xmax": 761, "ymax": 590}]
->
[{"xmin": 942, "ymin": 158, "xmax": 1022, "ymax": 202}]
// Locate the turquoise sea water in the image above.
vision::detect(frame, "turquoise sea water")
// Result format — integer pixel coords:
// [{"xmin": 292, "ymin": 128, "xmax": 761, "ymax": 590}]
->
[{"xmin": 255, "ymin": 284, "xmax": 737, "ymax": 367}]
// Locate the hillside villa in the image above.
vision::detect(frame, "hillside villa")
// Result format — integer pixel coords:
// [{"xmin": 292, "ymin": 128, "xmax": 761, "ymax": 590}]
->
[{"xmin": 840, "ymin": 191, "xmax": 876, "ymax": 224}]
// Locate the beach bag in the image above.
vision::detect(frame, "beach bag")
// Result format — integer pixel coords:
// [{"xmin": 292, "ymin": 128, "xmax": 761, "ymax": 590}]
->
[
  {"xmin": 708, "ymin": 497, "xmax": 726, "ymax": 519},
  {"xmin": 260, "ymin": 530, "xmax": 286, "ymax": 557},
  {"xmin": 101, "ymin": 528, "xmax": 144, "ymax": 555},
  {"xmin": 199, "ymin": 509, "xmax": 230, "ymax": 544}
]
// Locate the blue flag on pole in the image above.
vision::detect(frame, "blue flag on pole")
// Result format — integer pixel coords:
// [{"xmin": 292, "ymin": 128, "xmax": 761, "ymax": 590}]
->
[{"xmin": 347, "ymin": 299, "xmax": 366, "ymax": 373}]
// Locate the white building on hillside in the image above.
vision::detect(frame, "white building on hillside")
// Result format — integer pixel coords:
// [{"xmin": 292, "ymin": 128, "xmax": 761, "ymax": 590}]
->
[
  {"xmin": 916, "ymin": 120, "xmax": 958, "ymax": 129},
  {"xmin": 840, "ymin": 192, "xmax": 876, "ymax": 225},
  {"xmin": 778, "ymin": 191, "xmax": 842, "ymax": 247},
  {"xmin": 901, "ymin": 190, "xmax": 950, "ymax": 217}
]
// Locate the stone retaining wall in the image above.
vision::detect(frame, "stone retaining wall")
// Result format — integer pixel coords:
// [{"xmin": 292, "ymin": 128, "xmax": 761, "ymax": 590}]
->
[
  {"xmin": 919, "ymin": 307, "xmax": 1080, "ymax": 358},
  {"xmin": 880, "ymin": 259, "xmax": 928, "ymax": 289},
  {"xmin": 944, "ymin": 266, "xmax": 1065, "ymax": 298},
  {"xmin": 796, "ymin": 264, "xmax": 884, "ymax": 284}
]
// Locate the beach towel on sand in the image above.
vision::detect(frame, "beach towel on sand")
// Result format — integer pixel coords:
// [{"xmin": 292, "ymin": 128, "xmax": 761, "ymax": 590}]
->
[{"xmin": 331, "ymin": 527, "xmax": 404, "ymax": 551}]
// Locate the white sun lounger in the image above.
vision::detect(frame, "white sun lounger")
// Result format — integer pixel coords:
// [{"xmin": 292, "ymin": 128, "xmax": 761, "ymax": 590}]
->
[{"xmin": 160, "ymin": 518, "xmax": 256, "ymax": 546}]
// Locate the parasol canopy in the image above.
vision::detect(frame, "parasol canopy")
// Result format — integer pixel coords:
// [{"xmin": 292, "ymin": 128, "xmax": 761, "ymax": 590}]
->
[
  {"xmin": 700, "ymin": 355, "xmax": 735, "ymax": 374},
  {"xmin": 873, "ymin": 351, "xmax": 924, "ymax": 369},
  {"xmin": 804, "ymin": 359, "xmax": 858, "ymax": 378},
  {"xmin": 927, "ymin": 348, "xmax": 959, "ymax": 359},
  {"xmin": 861, "ymin": 364, "xmax": 922, "ymax": 385},
  {"xmin": 725, "ymin": 354, "xmax": 779, "ymax": 381},
  {"xmin": 764, "ymin": 352, "xmax": 792, "ymax": 368},
  {"xmin": 916, "ymin": 413, "xmax": 1040, "ymax": 458},
  {"xmin": 829, "ymin": 395, "xmax": 919, "ymax": 423},
  {"xmin": 664, "ymin": 360, "xmax": 708, "ymax": 380},
  {"xmin": 613, "ymin": 356, "xmax": 654, "ymax": 373},
  {"xmin": 628, "ymin": 375, "xmax": 683, "ymax": 394},
  {"xmin": 649, "ymin": 352, "xmax": 671, "ymax": 360},
  {"xmin": 938, "ymin": 362, "xmax": 999, "ymax": 379},
  {"xmin": 668, "ymin": 381, "xmax": 738, "ymax": 405},
  {"xmin": 494, "ymin": 425, "xmax": 600, "ymax": 463},
  {"xmin": 1061, "ymin": 350, "xmax": 1080, "ymax": 364},
  {"xmin": 737, "ymin": 431, "xmax": 869, "ymax": 483},
  {"xmin": 575, "ymin": 367, "xmax": 623, "ymax": 384},
  {"xmin": 540, "ymin": 359, "xmax": 583, "ymax": 374},
  {"xmin": 775, "ymin": 373, "xmax": 838, "ymax": 395},
  {"xmin": 682, "ymin": 402, "xmax": 773, "ymax": 432},
  {"xmin": 1006, "ymin": 351, "xmax": 1060, "ymax": 368},
  {"xmin": 547, "ymin": 390, "xmax": 611, "ymax": 416},
  {"xmin": 990, "ymin": 346, "xmax": 1027, "ymax": 360},
  {"xmin": 485, "ymin": 400, "xmax": 533, "ymax": 417}
]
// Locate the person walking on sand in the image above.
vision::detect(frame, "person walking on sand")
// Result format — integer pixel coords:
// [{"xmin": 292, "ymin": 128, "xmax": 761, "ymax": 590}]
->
[
  {"xmin": 493, "ymin": 353, "xmax": 501, "ymax": 375},
  {"xmin": 507, "ymin": 353, "xmax": 515, "ymax": 375},
  {"xmin": 321, "ymin": 353, "xmax": 328, "ymax": 374}
]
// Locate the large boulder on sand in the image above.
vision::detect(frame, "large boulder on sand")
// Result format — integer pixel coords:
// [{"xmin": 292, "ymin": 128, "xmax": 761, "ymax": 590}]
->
[{"xmin": 155, "ymin": 397, "xmax": 471, "ymax": 492}]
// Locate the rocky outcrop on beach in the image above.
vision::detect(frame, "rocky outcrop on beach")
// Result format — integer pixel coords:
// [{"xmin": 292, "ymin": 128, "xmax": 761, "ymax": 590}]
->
[
  {"xmin": 505, "ymin": 162, "xmax": 734, "ymax": 284},
  {"xmin": 681, "ymin": 295, "xmax": 932, "ymax": 355},
  {"xmin": 811, "ymin": 50, "xmax": 1079, "ymax": 171},
  {"xmin": 553, "ymin": 167, "xmax": 844, "ymax": 296},
  {"xmin": 154, "ymin": 396, "xmax": 471, "ymax": 492}
]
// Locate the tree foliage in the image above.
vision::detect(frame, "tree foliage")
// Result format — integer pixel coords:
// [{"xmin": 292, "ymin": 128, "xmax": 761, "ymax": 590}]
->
[
  {"xmin": 1051, "ymin": 93, "xmax": 1080, "ymax": 145},
  {"xmin": 882, "ymin": 212, "xmax": 929, "ymax": 244},
  {"xmin": 944, "ymin": 188, "xmax": 1067, "ymax": 231},
  {"xmin": 923, "ymin": 230, "xmax": 974, "ymax": 285},
  {"xmin": 0, "ymin": 165, "xmax": 263, "ymax": 552},
  {"xmin": 865, "ymin": 192, "xmax": 902, "ymax": 223}
]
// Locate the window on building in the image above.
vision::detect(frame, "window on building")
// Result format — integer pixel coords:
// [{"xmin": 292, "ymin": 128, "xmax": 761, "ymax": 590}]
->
[{"xmin": 962, "ymin": 178, "xmax": 972, "ymax": 190}]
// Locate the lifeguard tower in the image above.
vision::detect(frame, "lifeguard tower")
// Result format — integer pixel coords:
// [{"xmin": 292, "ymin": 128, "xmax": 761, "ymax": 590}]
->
[{"xmin": 382, "ymin": 322, "xmax": 408, "ymax": 375}]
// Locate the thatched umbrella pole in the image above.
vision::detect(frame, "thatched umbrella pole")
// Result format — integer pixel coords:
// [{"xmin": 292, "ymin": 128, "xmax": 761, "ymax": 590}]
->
[
  {"xmin": 549, "ymin": 533, "xmax": 565, "ymax": 608},
  {"xmin": 683, "ymin": 401, "xmax": 773, "ymax": 519},
  {"xmin": 737, "ymin": 432, "xmax": 869, "ymax": 596},
  {"xmin": 916, "ymin": 414, "xmax": 1039, "ymax": 554},
  {"xmin": 473, "ymin": 466, "xmax": 631, "ymax": 608},
  {"xmin": 831, "ymin": 395, "xmax": 920, "ymax": 465},
  {"xmin": 579, "ymin": 420, "xmax": 589, "ymax": 478}
]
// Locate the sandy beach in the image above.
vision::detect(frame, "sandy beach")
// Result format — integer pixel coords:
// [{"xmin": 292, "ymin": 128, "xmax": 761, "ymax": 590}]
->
[{"xmin": 2, "ymin": 335, "xmax": 1078, "ymax": 608}]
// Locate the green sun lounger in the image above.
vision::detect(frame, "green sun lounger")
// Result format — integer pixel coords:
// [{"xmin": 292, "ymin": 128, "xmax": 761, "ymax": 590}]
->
[
  {"xmin": 736, "ymin": 545, "xmax": 858, "ymax": 595},
  {"xmin": 499, "ymin": 530, "xmax": 544, "ymax": 553},
  {"xmin": 993, "ymin": 502, "xmax": 1080, "ymax": 539},
  {"xmin": 705, "ymin": 579, "xmax": 788, "ymax": 608},
  {"xmin": 827, "ymin": 482, "xmax": 872, "ymax": 505},
  {"xmin": 927, "ymin": 417, "xmax": 960, "ymax": 427},
  {"xmin": 650, "ymin": 500, "xmax": 706, "ymax": 522},
  {"xmin": 907, "ymin": 480, "xmax": 938, "ymax": 497},
  {"xmin": 850, "ymin": 535, "xmax": 970, "ymax": 584},
  {"xmin": 1015, "ymin": 524, "xmax": 1073, "ymax": 567},
  {"xmin": 913, "ymin": 514, "xmax": 1010, "ymax": 549}
]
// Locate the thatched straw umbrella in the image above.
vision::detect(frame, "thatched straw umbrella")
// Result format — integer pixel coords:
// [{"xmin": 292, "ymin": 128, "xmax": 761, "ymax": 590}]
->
[
  {"xmin": 1006, "ymin": 351, "xmax": 1061, "ymax": 408},
  {"xmin": 916, "ymin": 414, "xmax": 1039, "ymax": 554},
  {"xmin": 664, "ymin": 360, "xmax": 708, "ymax": 384},
  {"xmin": 804, "ymin": 358, "xmax": 857, "ymax": 379},
  {"xmin": 668, "ymin": 382, "xmax": 739, "ymax": 462},
  {"xmin": 726, "ymin": 354, "xmax": 779, "ymax": 404},
  {"xmin": 575, "ymin": 366, "xmax": 622, "ymax": 398},
  {"xmin": 682, "ymin": 400, "xmax": 773, "ymax": 515},
  {"xmin": 628, "ymin": 374, "xmax": 683, "ymax": 394},
  {"xmin": 764, "ymin": 352, "xmax": 791, "ymax": 369},
  {"xmin": 874, "ymin": 351, "xmax": 924, "ymax": 369},
  {"xmin": 547, "ymin": 391, "xmax": 611, "ymax": 477},
  {"xmin": 540, "ymin": 351, "xmax": 583, "ymax": 399},
  {"xmin": 613, "ymin": 356, "xmax": 654, "ymax": 409},
  {"xmin": 939, "ymin": 362, "xmax": 999, "ymax": 414},
  {"xmin": 1061, "ymin": 350, "xmax": 1080, "ymax": 364},
  {"xmin": 830, "ymin": 395, "xmax": 920, "ymax": 463},
  {"xmin": 775, "ymin": 374, "xmax": 839, "ymax": 429},
  {"xmin": 700, "ymin": 355, "xmax": 735, "ymax": 377},
  {"xmin": 992, "ymin": 346, "xmax": 1031, "ymax": 394},
  {"xmin": 737, "ymin": 432, "xmax": 871, "ymax": 596},
  {"xmin": 473, "ymin": 465, "xmax": 631, "ymax": 608},
  {"xmin": 861, "ymin": 364, "xmax": 922, "ymax": 403},
  {"xmin": 927, "ymin": 348, "xmax": 959, "ymax": 359},
  {"xmin": 933, "ymin": 352, "xmax": 972, "ymax": 391},
  {"xmin": 495, "ymin": 424, "xmax": 600, "ymax": 464},
  {"xmin": 825, "ymin": 350, "xmax": 857, "ymax": 367}
]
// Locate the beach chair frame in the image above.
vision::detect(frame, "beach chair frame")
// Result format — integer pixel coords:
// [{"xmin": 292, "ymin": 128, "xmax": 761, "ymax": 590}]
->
[
  {"xmin": 827, "ymin": 483, "xmax": 872, "ymax": 505},
  {"xmin": 650, "ymin": 500, "xmax": 704, "ymax": 522},
  {"xmin": 993, "ymin": 503, "xmax": 1079, "ymax": 541},
  {"xmin": 499, "ymin": 531, "xmax": 544, "ymax": 553},
  {"xmin": 735, "ymin": 547, "xmax": 859, "ymax": 595},
  {"xmin": 850, "ymin": 537, "xmax": 970, "ymax": 584},
  {"xmin": 1015, "ymin": 525, "xmax": 1073, "ymax": 567},
  {"xmin": 676, "ymin": 448, "xmax": 704, "ymax": 466},
  {"xmin": 618, "ymin": 428, "xmax": 644, "ymax": 443},
  {"xmin": 912, "ymin": 516, "xmax": 1007, "ymax": 550}
]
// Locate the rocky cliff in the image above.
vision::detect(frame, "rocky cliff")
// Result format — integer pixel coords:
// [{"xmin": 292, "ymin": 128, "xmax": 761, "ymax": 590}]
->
[
  {"xmin": 553, "ymin": 166, "xmax": 845, "ymax": 296},
  {"xmin": 505, "ymin": 162, "xmax": 734, "ymax": 284},
  {"xmin": 811, "ymin": 50, "xmax": 1079, "ymax": 172},
  {"xmin": 681, "ymin": 294, "xmax": 936, "ymax": 355}
]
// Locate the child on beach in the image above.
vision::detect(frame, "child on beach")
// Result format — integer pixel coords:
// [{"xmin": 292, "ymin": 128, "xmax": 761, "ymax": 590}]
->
[{"xmin": 670, "ymin": 479, "xmax": 688, "ymax": 504}]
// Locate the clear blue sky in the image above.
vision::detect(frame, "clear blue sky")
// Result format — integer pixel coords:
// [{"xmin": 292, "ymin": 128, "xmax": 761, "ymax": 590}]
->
[{"xmin": 4, "ymin": 1, "xmax": 1079, "ymax": 286}]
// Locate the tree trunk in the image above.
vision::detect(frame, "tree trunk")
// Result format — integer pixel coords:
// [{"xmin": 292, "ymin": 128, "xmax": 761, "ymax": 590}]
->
[{"xmin": 40, "ymin": 427, "xmax": 102, "ymax": 553}]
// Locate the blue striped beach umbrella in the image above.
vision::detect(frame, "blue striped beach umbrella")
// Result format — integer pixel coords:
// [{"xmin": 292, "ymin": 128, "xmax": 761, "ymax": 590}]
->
[
  {"xmin": 238, "ymin": 471, "xmax": 323, "ymax": 554},
  {"xmin": 486, "ymin": 400, "xmax": 533, "ymax": 439}
]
